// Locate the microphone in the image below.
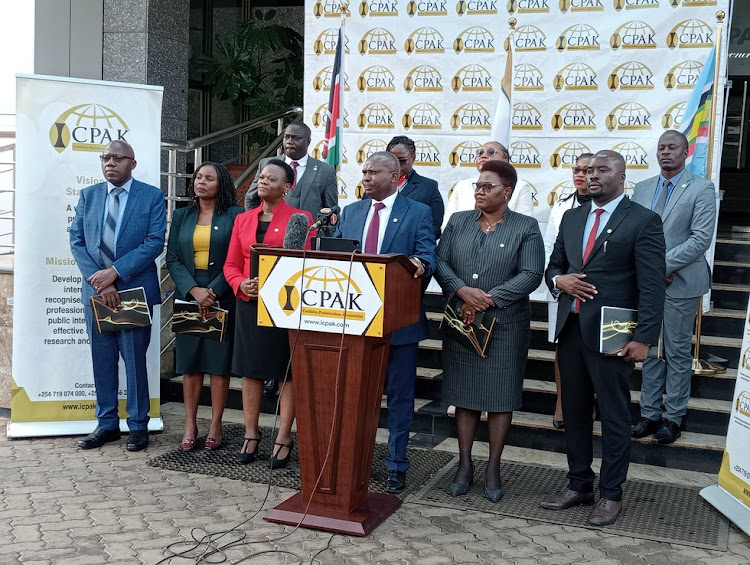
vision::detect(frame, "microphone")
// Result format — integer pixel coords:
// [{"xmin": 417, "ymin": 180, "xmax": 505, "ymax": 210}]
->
[
  {"xmin": 283, "ymin": 213, "xmax": 310, "ymax": 250},
  {"xmin": 309, "ymin": 206, "xmax": 341, "ymax": 232}
]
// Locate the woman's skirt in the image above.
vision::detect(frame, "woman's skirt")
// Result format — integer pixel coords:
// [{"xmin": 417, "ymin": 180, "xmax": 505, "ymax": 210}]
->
[{"xmin": 231, "ymin": 296, "xmax": 292, "ymax": 380}]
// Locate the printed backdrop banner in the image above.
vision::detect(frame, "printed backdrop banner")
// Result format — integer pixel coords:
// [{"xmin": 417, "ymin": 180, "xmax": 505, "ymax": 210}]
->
[
  {"xmin": 304, "ymin": 0, "xmax": 730, "ymax": 236},
  {"xmin": 9, "ymin": 75, "xmax": 164, "ymax": 438}
]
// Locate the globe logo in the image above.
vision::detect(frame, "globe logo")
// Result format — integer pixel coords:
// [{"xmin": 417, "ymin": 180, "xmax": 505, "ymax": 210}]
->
[
  {"xmin": 449, "ymin": 141, "xmax": 483, "ymax": 168},
  {"xmin": 406, "ymin": 0, "xmax": 448, "ymax": 16},
  {"xmin": 614, "ymin": 0, "xmax": 659, "ymax": 10},
  {"xmin": 611, "ymin": 21, "xmax": 657, "ymax": 50},
  {"xmin": 550, "ymin": 141, "xmax": 591, "ymax": 169},
  {"xmin": 358, "ymin": 28, "xmax": 397, "ymax": 55},
  {"xmin": 556, "ymin": 24, "xmax": 601, "ymax": 51},
  {"xmin": 507, "ymin": 0, "xmax": 548, "ymax": 14},
  {"xmin": 665, "ymin": 60, "xmax": 703, "ymax": 90},
  {"xmin": 737, "ymin": 391, "xmax": 750, "ymax": 419},
  {"xmin": 743, "ymin": 347, "xmax": 750, "ymax": 371},
  {"xmin": 359, "ymin": 0, "xmax": 398, "ymax": 16},
  {"xmin": 314, "ymin": 29, "xmax": 350, "ymax": 56},
  {"xmin": 313, "ymin": 67, "xmax": 350, "ymax": 93},
  {"xmin": 279, "ymin": 266, "xmax": 363, "ymax": 316},
  {"xmin": 514, "ymin": 64, "xmax": 544, "ymax": 91},
  {"xmin": 356, "ymin": 139, "xmax": 387, "ymax": 164},
  {"xmin": 312, "ymin": 103, "xmax": 349, "ymax": 129},
  {"xmin": 405, "ymin": 27, "xmax": 445, "ymax": 54},
  {"xmin": 548, "ymin": 181, "xmax": 577, "ymax": 207},
  {"xmin": 415, "ymin": 140, "xmax": 441, "ymax": 167},
  {"xmin": 404, "ymin": 65, "xmax": 443, "ymax": 93},
  {"xmin": 313, "ymin": 0, "xmax": 351, "ymax": 18},
  {"xmin": 450, "ymin": 103, "xmax": 491, "ymax": 131},
  {"xmin": 403, "ymin": 103, "xmax": 441, "ymax": 130},
  {"xmin": 453, "ymin": 27, "xmax": 495, "ymax": 54},
  {"xmin": 512, "ymin": 103, "xmax": 543, "ymax": 131},
  {"xmin": 612, "ymin": 142, "xmax": 648, "ymax": 169},
  {"xmin": 552, "ymin": 103, "xmax": 596, "ymax": 131},
  {"xmin": 357, "ymin": 65, "xmax": 395, "ymax": 92},
  {"xmin": 606, "ymin": 103, "xmax": 652, "ymax": 132},
  {"xmin": 554, "ymin": 63, "xmax": 598, "ymax": 92},
  {"xmin": 510, "ymin": 141, "xmax": 542, "ymax": 169},
  {"xmin": 608, "ymin": 61, "xmax": 654, "ymax": 91},
  {"xmin": 668, "ymin": 19, "xmax": 713, "ymax": 49},
  {"xmin": 662, "ymin": 102, "xmax": 687, "ymax": 130},
  {"xmin": 458, "ymin": 0, "xmax": 499, "ymax": 15},
  {"xmin": 49, "ymin": 104, "xmax": 129, "ymax": 154},
  {"xmin": 513, "ymin": 25, "xmax": 546, "ymax": 51},
  {"xmin": 313, "ymin": 141, "xmax": 348, "ymax": 164},
  {"xmin": 559, "ymin": 0, "xmax": 604, "ymax": 12},
  {"xmin": 357, "ymin": 103, "xmax": 395, "ymax": 130},
  {"xmin": 451, "ymin": 65, "xmax": 492, "ymax": 93}
]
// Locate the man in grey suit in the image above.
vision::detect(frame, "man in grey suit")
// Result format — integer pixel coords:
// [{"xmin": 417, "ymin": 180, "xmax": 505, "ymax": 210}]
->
[{"xmin": 631, "ymin": 130, "xmax": 717, "ymax": 444}]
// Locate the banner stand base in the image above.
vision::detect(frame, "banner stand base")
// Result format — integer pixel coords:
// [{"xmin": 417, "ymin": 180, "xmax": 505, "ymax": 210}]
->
[
  {"xmin": 6, "ymin": 417, "xmax": 164, "ymax": 439},
  {"xmin": 700, "ymin": 484, "xmax": 750, "ymax": 538}
]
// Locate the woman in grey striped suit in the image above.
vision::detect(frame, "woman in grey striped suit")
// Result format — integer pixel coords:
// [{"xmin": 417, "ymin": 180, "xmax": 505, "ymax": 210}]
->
[{"xmin": 435, "ymin": 159, "xmax": 544, "ymax": 502}]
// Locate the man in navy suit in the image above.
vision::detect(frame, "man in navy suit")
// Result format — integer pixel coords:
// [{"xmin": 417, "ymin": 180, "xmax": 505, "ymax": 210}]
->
[
  {"xmin": 70, "ymin": 140, "xmax": 166, "ymax": 451},
  {"xmin": 386, "ymin": 135, "xmax": 444, "ymax": 240},
  {"xmin": 335, "ymin": 151, "xmax": 436, "ymax": 493}
]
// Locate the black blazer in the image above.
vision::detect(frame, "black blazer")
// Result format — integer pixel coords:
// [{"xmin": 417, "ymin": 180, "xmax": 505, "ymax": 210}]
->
[
  {"xmin": 545, "ymin": 197, "xmax": 666, "ymax": 351},
  {"xmin": 166, "ymin": 205, "xmax": 243, "ymax": 303}
]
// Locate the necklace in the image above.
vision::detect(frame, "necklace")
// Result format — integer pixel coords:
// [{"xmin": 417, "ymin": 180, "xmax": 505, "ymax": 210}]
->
[{"xmin": 481, "ymin": 216, "xmax": 504, "ymax": 233}]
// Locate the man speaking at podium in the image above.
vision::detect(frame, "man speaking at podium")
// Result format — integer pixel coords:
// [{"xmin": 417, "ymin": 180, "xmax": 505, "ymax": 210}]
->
[{"xmin": 335, "ymin": 151, "xmax": 436, "ymax": 493}]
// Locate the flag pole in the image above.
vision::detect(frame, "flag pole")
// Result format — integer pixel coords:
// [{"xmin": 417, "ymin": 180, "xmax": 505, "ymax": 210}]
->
[{"xmin": 692, "ymin": 10, "xmax": 726, "ymax": 377}]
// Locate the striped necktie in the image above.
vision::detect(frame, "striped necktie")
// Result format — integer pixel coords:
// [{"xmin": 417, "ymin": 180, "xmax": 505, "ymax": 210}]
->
[{"xmin": 100, "ymin": 186, "xmax": 124, "ymax": 268}]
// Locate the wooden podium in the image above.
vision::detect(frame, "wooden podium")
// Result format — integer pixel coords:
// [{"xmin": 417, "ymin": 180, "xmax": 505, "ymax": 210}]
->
[{"xmin": 255, "ymin": 249, "xmax": 422, "ymax": 536}]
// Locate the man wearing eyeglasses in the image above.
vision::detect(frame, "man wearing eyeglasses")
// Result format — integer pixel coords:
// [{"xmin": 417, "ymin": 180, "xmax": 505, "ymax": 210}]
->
[
  {"xmin": 69, "ymin": 140, "xmax": 166, "ymax": 452},
  {"xmin": 442, "ymin": 141, "xmax": 535, "ymax": 231}
]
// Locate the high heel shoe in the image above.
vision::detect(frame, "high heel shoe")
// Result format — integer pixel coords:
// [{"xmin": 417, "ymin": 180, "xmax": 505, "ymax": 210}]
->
[
  {"xmin": 450, "ymin": 462, "xmax": 474, "ymax": 496},
  {"xmin": 485, "ymin": 467, "xmax": 503, "ymax": 502},
  {"xmin": 267, "ymin": 440, "xmax": 294, "ymax": 469},
  {"xmin": 237, "ymin": 436, "xmax": 261, "ymax": 465},
  {"xmin": 179, "ymin": 427, "xmax": 199, "ymax": 452}
]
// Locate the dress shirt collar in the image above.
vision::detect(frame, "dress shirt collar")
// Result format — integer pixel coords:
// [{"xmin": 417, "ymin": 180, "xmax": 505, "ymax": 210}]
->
[
  {"xmin": 285, "ymin": 154, "xmax": 308, "ymax": 168},
  {"xmin": 591, "ymin": 193, "xmax": 625, "ymax": 215},
  {"xmin": 372, "ymin": 190, "xmax": 398, "ymax": 210},
  {"xmin": 107, "ymin": 178, "xmax": 133, "ymax": 193},
  {"xmin": 658, "ymin": 168, "xmax": 684, "ymax": 189}
]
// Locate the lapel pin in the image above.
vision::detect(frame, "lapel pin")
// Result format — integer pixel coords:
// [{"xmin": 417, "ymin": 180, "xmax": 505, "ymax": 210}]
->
[
  {"xmin": 393, "ymin": 218, "xmax": 398, "ymax": 222},
  {"xmin": 214, "ymin": 226, "xmax": 218, "ymax": 230},
  {"xmin": 607, "ymin": 229, "xmax": 612, "ymax": 233},
  {"xmin": 313, "ymin": 165, "xmax": 318, "ymax": 171},
  {"xmin": 274, "ymin": 228, "xmax": 279, "ymax": 232},
  {"xmin": 681, "ymin": 184, "xmax": 687, "ymax": 188},
  {"xmin": 499, "ymin": 243, "xmax": 505, "ymax": 248}
]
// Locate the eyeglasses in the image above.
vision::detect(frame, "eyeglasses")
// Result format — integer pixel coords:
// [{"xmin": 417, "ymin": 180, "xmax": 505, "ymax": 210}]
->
[
  {"xmin": 472, "ymin": 182, "xmax": 507, "ymax": 194},
  {"xmin": 572, "ymin": 167, "xmax": 587, "ymax": 174},
  {"xmin": 476, "ymin": 148, "xmax": 499, "ymax": 158},
  {"xmin": 100, "ymin": 155, "xmax": 134, "ymax": 163}
]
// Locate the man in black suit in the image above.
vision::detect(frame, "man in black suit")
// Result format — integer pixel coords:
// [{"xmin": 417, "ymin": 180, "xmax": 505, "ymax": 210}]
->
[
  {"xmin": 386, "ymin": 135, "xmax": 444, "ymax": 240},
  {"xmin": 543, "ymin": 150, "xmax": 665, "ymax": 526}
]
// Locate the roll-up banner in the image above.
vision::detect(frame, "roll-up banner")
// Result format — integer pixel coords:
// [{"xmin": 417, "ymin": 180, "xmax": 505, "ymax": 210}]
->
[{"xmin": 9, "ymin": 75, "xmax": 164, "ymax": 438}]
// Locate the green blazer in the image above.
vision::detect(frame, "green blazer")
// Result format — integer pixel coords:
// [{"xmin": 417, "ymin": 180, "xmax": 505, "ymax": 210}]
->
[{"xmin": 166, "ymin": 205, "xmax": 243, "ymax": 303}]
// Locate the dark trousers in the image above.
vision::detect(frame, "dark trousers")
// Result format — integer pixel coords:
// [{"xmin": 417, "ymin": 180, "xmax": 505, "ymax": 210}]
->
[
  {"xmin": 85, "ymin": 303, "xmax": 152, "ymax": 431},
  {"xmin": 384, "ymin": 342, "xmax": 418, "ymax": 472},
  {"xmin": 557, "ymin": 314, "xmax": 633, "ymax": 501}
]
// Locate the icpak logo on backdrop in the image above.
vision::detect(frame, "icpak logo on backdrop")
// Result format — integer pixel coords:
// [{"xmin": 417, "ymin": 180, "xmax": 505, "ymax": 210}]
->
[
  {"xmin": 515, "ymin": 64, "xmax": 544, "ymax": 91},
  {"xmin": 415, "ymin": 141, "xmax": 441, "ymax": 166},
  {"xmin": 736, "ymin": 391, "xmax": 750, "ymax": 420},
  {"xmin": 510, "ymin": 141, "xmax": 542, "ymax": 168},
  {"xmin": 358, "ymin": 66, "xmax": 395, "ymax": 92},
  {"xmin": 512, "ymin": 103, "xmax": 543, "ymax": 131},
  {"xmin": 550, "ymin": 141, "xmax": 592, "ymax": 169},
  {"xmin": 554, "ymin": 63, "xmax": 598, "ymax": 91},
  {"xmin": 449, "ymin": 141, "xmax": 483, "ymax": 167},
  {"xmin": 403, "ymin": 103, "xmax": 442, "ymax": 130},
  {"xmin": 559, "ymin": 0, "xmax": 604, "ymax": 12},
  {"xmin": 606, "ymin": 103, "xmax": 652, "ymax": 131},
  {"xmin": 608, "ymin": 61, "xmax": 654, "ymax": 91},
  {"xmin": 662, "ymin": 101, "xmax": 687, "ymax": 129},
  {"xmin": 452, "ymin": 65, "xmax": 492, "ymax": 92},
  {"xmin": 406, "ymin": 0, "xmax": 448, "ymax": 15},
  {"xmin": 405, "ymin": 28, "xmax": 445, "ymax": 54},
  {"xmin": 314, "ymin": 29, "xmax": 350, "ymax": 55},
  {"xmin": 548, "ymin": 180, "xmax": 577, "ymax": 206},
  {"xmin": 450, "ymin": 103, "xmax": 492, "ymax": 130},
  {"xmin": 404, "ymin": 65, "xmax": 443, "ymax": 92},
  {"xmin": 313, "ymin": 0, "xmax": 352, "ymax": 18},
  {"xmin": 356, "ymin": 139, "xmax": 387, "ymax": 164},
  {"xmin": 457, "ymin": 0, "xmax": 499, "ymax": 15},
  {"xmin": 359, "ymin": 28, "xmax": 397, "ymax": 54},
  {"xmin": 552, "ymin": 103, "xmax": 596, "ymax": 131},
  {"xmin": 50, "ymin": 104, "xmax": 129, "ymax": 154},
  {"xmin": 556, "ymin": 25, "xmax": 601, "ymax": 51},
  {"xmin": 610, "ymin": 21, "xmax": 657, "ymax": 49},
  {"xmin": 665, "ymin": 61, "xmax": 703, "ymax": 90},
  {"xmin": 358, "ymin": 103, "xmax": 395, "ymax": 129},
  {"xmin": 506, "ymin": 0, "xmax": 549, "ymax": 14},
  {"xmin": 667, "ymin": 20, "xmax": 714, "ymax": 49},
  {"xmin": 359, "ymin": 0, "xmax": 398, "ymax": 16},
  {"xmin": 612, "ymin": 142, "xmax": 649, "ymax": 169},
  {"xmin": 613, "ymin": 0, "xmax": 659, "ymax": 10},
  {"xmin": 313, "ymin": 67, "xmax": 351, "ymax": 92},
  {"xmin": 312, "ymin": 103, "xmax": 350, "ymax": 129},
  {"xmin": 513, "ymin": 25, "xmax": 547, "ymax": 51},
  {"xmin": 454, "ymin": 27, "xmax": 495, "ymax": 53}
]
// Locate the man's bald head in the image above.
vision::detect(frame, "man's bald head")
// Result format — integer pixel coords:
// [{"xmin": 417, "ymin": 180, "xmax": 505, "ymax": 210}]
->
[
  {"xmin": 104, "ymin": 140, "xmax": 135, "ymax": 159},
  {"xmin": 362, "ymin": 151, "xmax": 400, "ymax": 201},
  {"xmin": 101, "ymin": 140, "xmax": 137, "ymax": 186}
]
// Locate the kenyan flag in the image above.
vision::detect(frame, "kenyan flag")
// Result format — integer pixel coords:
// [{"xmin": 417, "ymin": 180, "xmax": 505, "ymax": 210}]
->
[{"xmin": 322, "ymin": 22, "xmax": 345, "ymax": 170}]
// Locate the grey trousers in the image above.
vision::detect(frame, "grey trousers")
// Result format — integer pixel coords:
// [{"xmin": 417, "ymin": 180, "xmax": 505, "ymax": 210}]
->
[{"xmin": 639, "ymin": 295, "xmax": 701, "ymax": 426}]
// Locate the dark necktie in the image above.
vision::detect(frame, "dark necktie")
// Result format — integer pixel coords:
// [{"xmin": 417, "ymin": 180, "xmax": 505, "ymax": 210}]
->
[
  {"xmin": 364, "ymin": 202, "xmax": 385, "ymax": 254},
  {"xmin": 575, "ymin": 208, "xmax": 604, "ymax": 312},
  {"xmin": 290, "ymin": 161, "xmax": 298, "ymax": 190},
  {"xmin": 100, "ymin": 186, "xmax": 123, "ymax": 268},
  {"xmin": 653, "ymin": 179, "xmax": 671, "ymax": 216}
]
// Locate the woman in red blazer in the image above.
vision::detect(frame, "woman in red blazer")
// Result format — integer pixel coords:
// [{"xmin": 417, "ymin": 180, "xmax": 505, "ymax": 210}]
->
[{"xmin": 224, "ymin": 159, "xmax": 313, "ymax": 468}]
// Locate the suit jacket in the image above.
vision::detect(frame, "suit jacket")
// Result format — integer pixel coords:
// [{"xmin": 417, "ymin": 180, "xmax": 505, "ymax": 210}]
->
[
  {"xmin": 244, "ymin": 156, "xmax": 338, "ymax": 219},
  {"xmin": 334, "ymin": 193, "xmax": 437, "ymax": 345},
  {"xmin": 397, "ymin": 170, "xmax": 444, "ymax": 240},
  {"xmin": 545, "ymin": 197, "xmax": 666, "ymax": 351},
  {"xmin": 224, "ymin": 200, "xmax": 313, "ymax": 301},
  {"xmin": 166, "ymin": 205, "xmax": 243, "ymax": 304},
  {"xmin": 69, "ymin": 178, "xmax": 167, "ymax": 307},
  {"xmin": 632, "ymin": 170, "xmax": 716, "ymax": 299}
]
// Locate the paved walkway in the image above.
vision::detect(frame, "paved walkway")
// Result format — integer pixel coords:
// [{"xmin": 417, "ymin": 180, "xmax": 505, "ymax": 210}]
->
[{"xmin": 1, "ymin": 405, "xmax": 749, "ymax": 565}]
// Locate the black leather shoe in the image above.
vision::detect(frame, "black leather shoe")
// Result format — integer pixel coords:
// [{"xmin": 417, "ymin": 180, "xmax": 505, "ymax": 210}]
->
[
  {"xmin": 652, "ymin": 419, "xmax": 681, "ymax": 444},
  {"xmin": 267, "ymin": 440, "xmax": 294, "ymax": 470},
  {"xmin": 126, "ymin": 430, "xmax": 149, "ymax": 452},
  {"xmin": 385, "ymin": 470, "xmax": 406, "ymax": 493},
  {"xmin": 631, "ymin": 417, "xmax": 661, "ymax": 438},
  {"xmin": 263, "ymin": 379, "xmax": 278, "ymax": 397},
  {"xmin": 589, "ymin": 498, "xmax": 622, "ymax": 526},
  {"xmin": 77, "ymin": 427, "xmax": 121, "ymax": 449},
  {"xmin": 540, "ymin": 488, "xmax": 595, "ymax": 511}
]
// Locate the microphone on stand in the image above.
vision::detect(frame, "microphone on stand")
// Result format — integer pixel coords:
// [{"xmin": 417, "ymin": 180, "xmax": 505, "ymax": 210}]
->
[
  {"xmin": 283, "ymin": 213, "xmax": 311, "ymax": 250},
  {"xmin": 309, "ymin": 206, "xmax": 341, "ymax": 232}
]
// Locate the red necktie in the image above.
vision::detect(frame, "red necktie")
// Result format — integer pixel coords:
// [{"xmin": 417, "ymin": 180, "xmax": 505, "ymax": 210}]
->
[
  {"xmin": 575, "ymin": 208, "xmax": 604, "ymax": 312},
  {"xmin": 290, "ymin": 161, "xmax": 298, "ymax": 190},
  {"xmin": 364, "ymin": 202, "xmax": 385, "ymax": 254}
]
